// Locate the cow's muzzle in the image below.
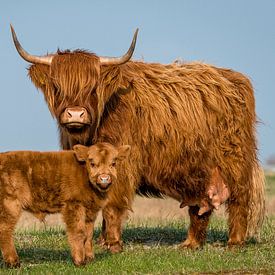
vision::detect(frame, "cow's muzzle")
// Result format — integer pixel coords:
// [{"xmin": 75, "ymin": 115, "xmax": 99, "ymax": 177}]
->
[{"xmin": 60, "ymin": 107, "xmax": 91, "ymax": 129}]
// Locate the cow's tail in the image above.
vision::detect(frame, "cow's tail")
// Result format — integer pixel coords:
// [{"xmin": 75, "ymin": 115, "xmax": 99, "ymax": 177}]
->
[{"xmin": 246, "ymin": 161, "xmax": 266, "ymax": 239}]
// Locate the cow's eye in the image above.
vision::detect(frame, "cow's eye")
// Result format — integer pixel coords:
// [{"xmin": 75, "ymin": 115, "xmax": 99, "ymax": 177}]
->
[
  {"xmin": 90, "ymin": 162, "xmax": 96, "ymax": 168},
  {"xmin": 111, "ymin": 162, "xmax": 116, "ymax": 168}
]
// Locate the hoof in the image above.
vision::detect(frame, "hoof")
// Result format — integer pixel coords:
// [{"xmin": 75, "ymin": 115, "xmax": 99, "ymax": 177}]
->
[
  {"xmin": 108, "ymin": 243, "xmax": 123, "ymax": 254},
  {"xmin": 85, "ymin": 255, "xmax": 95, "ymax": 264},
  {"xmin": 180, "ymin": 239, "xmax": 201, "ymax": 249},
  {"xmin": 97, "ymin": 236, "xmax": 106, "ymax": 247},
  {"xmin": 73, "ymin": 259, "xmax": 87, "ymax": 267},
  {"xmin": 227, "ymin": 239, "xmax": 244, "ymax": 248},
  {"xmin": 5, "ymin": 260, "xmax": 21, "ymax": 269}
]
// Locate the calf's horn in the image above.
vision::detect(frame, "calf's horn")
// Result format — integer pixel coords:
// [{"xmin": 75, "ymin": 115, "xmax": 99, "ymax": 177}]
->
[
  {"xmin": 10, "ymin": 24, "xmax": 53, "ymax": 65},
  {"xmin": 99, "ymin": 28, "xmax": 139, "ymax": 65}
]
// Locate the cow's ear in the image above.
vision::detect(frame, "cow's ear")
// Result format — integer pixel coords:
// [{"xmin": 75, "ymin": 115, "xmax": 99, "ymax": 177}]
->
[
  {"xmin": 117, "ymin": 145, "xmax": 131, "ymax": 161},
  {"xmin": 73, "ymin": 144, "xmax": 88, "ymax": 162},
  {"xmin": 28, "ymin": 64, "xmax": 50, "ymax": 90}
]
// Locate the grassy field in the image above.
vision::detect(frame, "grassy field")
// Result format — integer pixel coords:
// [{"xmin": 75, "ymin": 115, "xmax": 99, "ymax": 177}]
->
[
  {"xmin": 266, "ymin": 174, "xmax": 275, "ymax": 197},
  {"xmin": 0, "ymin": 175, "xmax": 274, "ymax": 274}
]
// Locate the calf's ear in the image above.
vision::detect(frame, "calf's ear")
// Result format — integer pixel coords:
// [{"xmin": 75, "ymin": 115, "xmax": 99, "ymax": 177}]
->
[
  {"xmin": 73, "ymin": 144, "xmax": 88, "ymax": 162},
  {"xmin": 117, "ymin": 145, "xmax": 131, "ymax": 160}
]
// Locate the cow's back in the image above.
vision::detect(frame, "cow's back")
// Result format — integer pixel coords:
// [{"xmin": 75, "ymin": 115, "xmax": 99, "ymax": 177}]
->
[{"xmin": 97, "ymin": 61, "xmax": 256, "ymax": 198}]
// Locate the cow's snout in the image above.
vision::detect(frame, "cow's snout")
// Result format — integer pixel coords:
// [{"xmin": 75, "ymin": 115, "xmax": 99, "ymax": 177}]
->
[
  {"xmin": 96, "ymin": 174, "xmax": 112, "ymax": 191},
  {"xmin": 60, "ymin": 107, "xmax": 91, "ymax": 128},
  {"xmin": 66, "ymin": 108, "xmax": 85, "ymax": 119}
]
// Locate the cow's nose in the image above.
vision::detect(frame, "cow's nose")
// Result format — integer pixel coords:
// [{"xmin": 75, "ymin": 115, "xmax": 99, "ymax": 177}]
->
[
  {"xmin": 60, "ymin": 106, "xmax": 92, "ymax": 127},
  {"xmin": 65, "ymin": 107, "xmax": 87, "ymax": 121}
]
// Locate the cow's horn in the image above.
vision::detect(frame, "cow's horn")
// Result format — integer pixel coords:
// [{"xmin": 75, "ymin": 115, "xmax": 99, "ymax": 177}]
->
[
  {"xmin": 10, "ymin": 24, "xmax": 53, "ymax": 65},
  {"xmin": 99, "ymin": 28, "xmax": 138, "ymax": 65}
]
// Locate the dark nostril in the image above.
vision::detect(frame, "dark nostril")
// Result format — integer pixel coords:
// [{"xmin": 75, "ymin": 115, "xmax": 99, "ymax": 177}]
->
[
  {"xmin": 67, "ymin": 110, "xmax": 72, "ymax": 118},
  {"xmin": 80, "ymin": 111, "xmax": 85, "ymax": 118}
]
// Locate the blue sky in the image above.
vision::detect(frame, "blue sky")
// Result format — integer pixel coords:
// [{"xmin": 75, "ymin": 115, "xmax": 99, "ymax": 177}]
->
[{"xmin": 0, "ymin": 0, "xmax": 274, "ymax": 165}]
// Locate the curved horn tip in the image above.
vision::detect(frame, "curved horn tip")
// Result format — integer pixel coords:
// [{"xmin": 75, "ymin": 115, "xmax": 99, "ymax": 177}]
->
[
  {"xmin": 10, "ymin": 24, "xmax": 17, "ymax": 42},
  {"xmin": 99, "ymin": 28, "xmax": 139, "ymax": 66},
  {"xmin": 10, "ymin": 24, "xmax": 53, "ymax": 66},
  {"xmin": 132, "ymin": 28, "xmax": 139, "ymax": 45},
  {"xmin": 132, "ymin": 28, "xmax": 139, "ymax": 43},
  {"xmin": 134, "ymin": 28, "xmax": 139, "ymax": 36}
]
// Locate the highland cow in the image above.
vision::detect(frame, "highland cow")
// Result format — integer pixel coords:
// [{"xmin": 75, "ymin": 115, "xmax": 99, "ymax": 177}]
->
[
  {"xmin": 11, "ymin": 26, "xmax": 265, "ymax": 253},
  {"xmin": 0, "ymin": 143, "xmax": 130, "ymax": 267}
]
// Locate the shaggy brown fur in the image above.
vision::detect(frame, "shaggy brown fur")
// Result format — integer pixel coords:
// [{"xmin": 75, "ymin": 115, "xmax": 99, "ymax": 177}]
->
[
  {"xmin": 24, "ymin": 47, "xmax": 266, "ymax": 252},
  {"xmin": 0, "ymin": 143, "xmax": 130, "ymax": 267}
]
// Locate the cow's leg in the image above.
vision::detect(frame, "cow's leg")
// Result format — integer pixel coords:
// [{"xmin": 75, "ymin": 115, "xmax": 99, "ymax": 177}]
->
[
  {"xmin": 63, "ymin": 203, "xmax": 86, "ymax": 266},
  {"xmin": 0, "ymin": 198, "xmax": 21, "ymax": 268},
  {"xmin": 227, "ymin": 197, "xmax": 247, "ymax": 246},
  {"xmin": 181, "ymin": 205, "xmax": 212, "ymax": 249},
  {"xmin": 100, "ymin": 205, "xmax": 128, "ymax": 253},
  {"xmin": 84, "ymin": 221, "xmax": 95, "ymax": 263}
]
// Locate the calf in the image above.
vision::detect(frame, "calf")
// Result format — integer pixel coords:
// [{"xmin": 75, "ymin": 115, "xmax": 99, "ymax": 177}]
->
[{"xmin": 0, "ymin": 142, "xmax": 130, "ymax": 267}]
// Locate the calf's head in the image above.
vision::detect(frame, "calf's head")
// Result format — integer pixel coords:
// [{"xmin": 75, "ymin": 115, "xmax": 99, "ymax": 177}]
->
[
  {"xmin": 73, "ymin": 142, "xmax": 130, "ymax": 192},
  {"xmin": 11, "ymin": 25, "xmax": 138, "ymax": 145}
]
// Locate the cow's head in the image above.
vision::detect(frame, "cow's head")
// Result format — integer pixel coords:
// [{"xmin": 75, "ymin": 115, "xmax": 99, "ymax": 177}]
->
[
  {"xmin": 11, "ymin": 25, "xmax": 138, "ymax": 146},
  {"xmin": 73, "ymin": 142, "xmax": 130, "ymax": 192}
]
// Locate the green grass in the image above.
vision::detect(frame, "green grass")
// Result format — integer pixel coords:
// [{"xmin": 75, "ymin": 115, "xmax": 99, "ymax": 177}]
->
[
  {"xmin": 266, "ymin": 174, "xmax": 275, "ymax": 197},
  {"xmin": 0, "ymin": 218, "xmax": 274, "ymax": 274}
]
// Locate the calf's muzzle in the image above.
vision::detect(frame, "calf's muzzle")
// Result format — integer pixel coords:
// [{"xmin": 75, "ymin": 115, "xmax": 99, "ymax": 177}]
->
[{"xmin": 96, "ymin": 174, "xmax": 112, "ymax": 191}]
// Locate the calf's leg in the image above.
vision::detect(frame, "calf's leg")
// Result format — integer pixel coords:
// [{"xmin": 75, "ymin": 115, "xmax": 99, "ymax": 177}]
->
[
  {"xmin": 63, "ymin": 203, "xmax": 86, "ymax": 266},
  {"xmin": 0, "ymin": 198, "xmax": 21, "ymax": 268},
  {"xmin": 100, "ymin": 205, "xmax": 128, "ymax": 253},
  {"xmin": 97, "ymin": 218, "xmax": 107, "ymax": 247},
  {"xmin": 84, "ymin": 222, "xmax": 95, "ymax": 263}
]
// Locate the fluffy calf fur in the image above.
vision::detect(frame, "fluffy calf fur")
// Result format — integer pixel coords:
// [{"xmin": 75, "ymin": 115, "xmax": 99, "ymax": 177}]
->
[{"xmin": 0, "ymin": 143, "xmax": 130, "ymax": 267}]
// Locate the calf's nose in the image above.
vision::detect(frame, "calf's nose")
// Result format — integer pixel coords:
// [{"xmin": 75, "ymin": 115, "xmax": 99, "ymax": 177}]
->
[
  {"xmin": 96, "ymin": 174, "xmax": 112, "ymax": 190},
  {"xmin": 98, "ymin": 174, "xmax": 111, "ymax": 184}
]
